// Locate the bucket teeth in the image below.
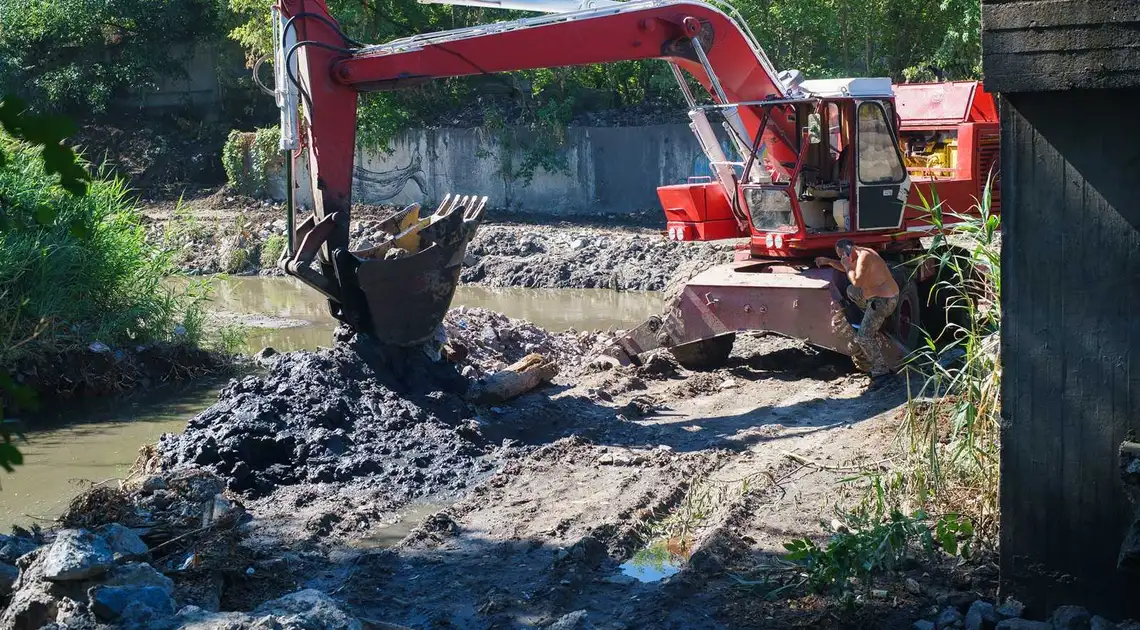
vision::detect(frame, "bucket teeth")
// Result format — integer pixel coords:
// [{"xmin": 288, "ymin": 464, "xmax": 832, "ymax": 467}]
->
[{"xmin": 351, "ymin": 192, "xmax": 487, "ymax": 346}]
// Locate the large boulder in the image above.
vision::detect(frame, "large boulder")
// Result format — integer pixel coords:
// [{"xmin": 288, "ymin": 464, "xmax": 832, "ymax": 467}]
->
[
  {"xmin": 101, "ymin": 562, "xmax": 174, "ymax": 593},
  {"xmin": 89, "ymin": 584, "xmax": 175, "ymax": 622},
  {"xmin": 0, "ymin": 537, "xmax": 40, "ymax": 564},
  {"xmin": 40, "ymin": 530, "xmax": 114, "ymax": 582},
  {"xmin": 153, "ymin": 590, "xmax": 366, "ymax": 630},
  {"xmin": 252, "ymin": 589, "xmax": 363, "ymax": 629},
  {"xmin": 0, "ymin": 561, "xmax": 19, "ymax": 597},
  {"xmin": 97, "ymin": 523, "xmax": 149, "ymax": 560}
]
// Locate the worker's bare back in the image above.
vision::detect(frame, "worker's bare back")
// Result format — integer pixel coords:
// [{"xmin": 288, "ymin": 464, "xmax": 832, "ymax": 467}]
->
[{"xmin": 848, "ymin": 246, "xmax": 898, "ymax": 298}]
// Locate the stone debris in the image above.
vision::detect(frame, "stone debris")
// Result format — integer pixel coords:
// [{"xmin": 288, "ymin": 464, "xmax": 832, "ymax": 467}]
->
[
  {"xmin": 443, "ymin": 307, "xmax": 617, "ymax": 379},
  {"xmin": 460, "ymin": 224, "xmax": 737, "ymax": 292},
  {"xmin": 97, "ymin": 523, "xmax": 148, "ymax": 560},
  {"xmin": 40, "ymin": 529, "xmax": 115, "ymax": 582}
]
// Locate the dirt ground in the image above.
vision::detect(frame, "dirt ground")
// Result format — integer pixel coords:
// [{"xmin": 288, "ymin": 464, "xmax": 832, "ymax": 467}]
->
[{"xmin": 144, "ymin": 324, "xmax": 984, "ymax": 630}]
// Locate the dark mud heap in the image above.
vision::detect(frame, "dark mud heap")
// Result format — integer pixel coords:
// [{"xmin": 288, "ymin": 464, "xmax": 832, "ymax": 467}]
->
[
  {"xmin": 156, "ymin": 308, "xmax": 618, "ymax": 503},
  {"xmin": 158, "ymin": 326, "xmax": 489, "ymax": 500}
]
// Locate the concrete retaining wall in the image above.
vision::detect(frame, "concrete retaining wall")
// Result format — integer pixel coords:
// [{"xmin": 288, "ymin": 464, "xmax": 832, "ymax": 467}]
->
[{"xmin": 271, "ymin": 124, "xmax": 733, "ymax": 216}]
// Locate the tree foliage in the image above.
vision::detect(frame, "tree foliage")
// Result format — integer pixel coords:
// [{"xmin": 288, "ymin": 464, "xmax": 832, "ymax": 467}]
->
[{"xmin": 0, "ymin": 0, "xmax": 232, "ymax": 116}]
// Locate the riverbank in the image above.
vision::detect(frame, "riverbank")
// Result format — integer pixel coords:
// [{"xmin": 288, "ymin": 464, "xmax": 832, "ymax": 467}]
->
[
  {"xmin": 0, "ymin": 307, "xmax": 1008, "ymax": 630},
  {"xmin": 141, "ymin": 190, "xmax": 743, "ymax": 291}
]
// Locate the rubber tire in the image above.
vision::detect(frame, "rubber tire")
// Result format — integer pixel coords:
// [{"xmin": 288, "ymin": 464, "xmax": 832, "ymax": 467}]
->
[
  {"xmin": 889, "ymin": 270, "xmax": 923, "ymax": 352},
  {"xmin": 668, "ymin": 333, "xmax": 737, "ymax": 371}
]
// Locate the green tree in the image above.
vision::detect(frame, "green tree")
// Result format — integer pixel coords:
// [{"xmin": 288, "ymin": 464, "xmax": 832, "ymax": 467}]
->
[{"xmin": 0, "ymin": 0, "xmax": 231, "ymax": 116}]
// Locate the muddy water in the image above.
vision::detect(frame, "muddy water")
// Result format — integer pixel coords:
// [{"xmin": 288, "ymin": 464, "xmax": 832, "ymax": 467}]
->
[
  {"xmin": 0, "ymin": 378, "xmax": 227, "ymax": 527},
  {"xmin": 1, "ymin": 278, "xmax": 661, "ymax": 528},
  {"xmin": 209, "ymin": 276, "xmax": 662, "ymax": 355}
]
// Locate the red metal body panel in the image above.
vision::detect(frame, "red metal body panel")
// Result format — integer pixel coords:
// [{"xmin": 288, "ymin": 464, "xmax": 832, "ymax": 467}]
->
[
  {"xmin": 894, "ymin": 81, "xmax": 998, "ymax": 126},
  {"xmin": 658, "ymin": 181, "xmax": 748, "ymax": 241}
]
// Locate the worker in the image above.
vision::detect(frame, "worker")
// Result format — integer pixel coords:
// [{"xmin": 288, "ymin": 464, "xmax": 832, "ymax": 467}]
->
[{"xmin": 814, "ymin": 239, "xmax": 899, "ymax": 378}]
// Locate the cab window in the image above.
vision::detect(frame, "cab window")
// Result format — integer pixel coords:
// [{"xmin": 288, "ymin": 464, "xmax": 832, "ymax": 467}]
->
[{"xmin": 856, "ymin": 102, "xmax": 906, "ymax": 184}]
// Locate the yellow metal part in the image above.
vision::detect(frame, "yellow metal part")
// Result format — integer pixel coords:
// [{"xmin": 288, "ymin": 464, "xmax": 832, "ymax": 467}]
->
[{"xmin": 393, "ymin": 203, "xmax": 423, "ymax": 252}]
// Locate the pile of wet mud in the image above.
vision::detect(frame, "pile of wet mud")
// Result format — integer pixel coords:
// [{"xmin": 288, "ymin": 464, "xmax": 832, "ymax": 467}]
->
[
  {"xmin": 157, "ymin": 327, "xmax": 491, "ymax": 501},
  {"xmin": 461, "ymin": 224, "xmax": 740, "ymax": 291}
]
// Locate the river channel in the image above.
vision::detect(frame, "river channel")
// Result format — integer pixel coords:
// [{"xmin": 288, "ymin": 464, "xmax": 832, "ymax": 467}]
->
[{"xmin": 0, "ymin": 277, "xmax": 662, "ymax": 527}]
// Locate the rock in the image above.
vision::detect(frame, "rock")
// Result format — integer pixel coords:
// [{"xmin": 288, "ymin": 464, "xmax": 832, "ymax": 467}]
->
[
  {"xmin": 966, "ymin": 600, "xmax": 999, "ymax": 630},
  {"xmin": 1051, "ymin": 607, "xmax": 1091, "ymax": 630},
  {"xmin": 102, "ymin": 562, "xmax": 174, "ymax": 594},
  {"xmin": 252, "ymin": 589, "xmax": 362, "ymax": 629},
  {"xmin": 0, "ymin": 561, "xmax": 18, "ymax": 596},
  {"xmin": 89, "ymin": 585, "xmax": 175, "ymax": 621},
  {"xmin": 995, "ymin": 620, "xmax": 1052, "ymax": 630},
  {"xmin": 201, "ymin": 494, "xmax": 242, "ymax": 527},
  {"xmin": 41, "ymin": 529, "xmax": 114, "ymax": 581},
  {"xmin": 545, "ymin": 610, "xmax": 590, "ymax": 630},
  {"xmin": 124, "ymin": 474, "xmax": 167, "ymax": 494},
  {"xmin": 937, "ymin": 606, "xmax": 965, "ymax": 629},
  {"xmin": 254, "ymin": 347, "xmax": 279, "ymax": 366},
  {"xmin": 914, "ymin": 622, "xmax": 936, "ymax": 630},
  {"xmin": 1090, "ymin": 616, "xmax": 1118, "ymax": 630},
  {"xmin": 0, "ymin": 537, "xmax": 39, "ymax": 563},
  {"xmin": 906, "ymin": 577, "xmax": 923, "ymax": 595},
  {"xmin": 940, "ymin": 591, "xmax": 982, "ymax": 612},
  {"xmin": 98, "ymin": 523, "xmax": 148, "ymax": 559},
  {"xmin": 997, "ymin": 598, "xmax": 1027, "ymax": 621}
]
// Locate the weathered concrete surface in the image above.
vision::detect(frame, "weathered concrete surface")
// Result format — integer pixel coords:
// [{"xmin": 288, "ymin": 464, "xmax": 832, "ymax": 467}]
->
[
  {"xmin": 272, "ymin": 124, "xmax": 727, "ymax": 216},
  {"xmin": 998, "ymin": 88, "xmax": 1140, "ymax": 619},
  {"xmin": 982, "ymin": 0, "xmax": 1140, "ymax": 93}
]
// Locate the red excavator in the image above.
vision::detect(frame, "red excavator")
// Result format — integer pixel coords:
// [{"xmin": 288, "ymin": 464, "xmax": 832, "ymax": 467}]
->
[{"xmin": 271, "ymin": 0, "xmax": 999, "ymax": 371}]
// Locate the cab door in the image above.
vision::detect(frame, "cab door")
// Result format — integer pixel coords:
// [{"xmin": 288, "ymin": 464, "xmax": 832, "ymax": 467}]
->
[{"xmin": 854, "ymin": 100, "xmax": 911, "ymax": 230}]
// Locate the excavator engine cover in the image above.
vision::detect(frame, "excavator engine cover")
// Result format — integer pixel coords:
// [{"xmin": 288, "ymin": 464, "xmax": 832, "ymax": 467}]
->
[{"xmin": 349, "ymin": 194, "xmax": 486, "ymax": 346}]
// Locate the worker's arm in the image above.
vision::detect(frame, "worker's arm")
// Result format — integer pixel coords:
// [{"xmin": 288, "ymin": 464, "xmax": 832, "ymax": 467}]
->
[
  {"xmin": 813, "ymin": 256, "xmax": 846, "ymax": 272},
  {"xmin": 847, "ymin": 251, "xmax": 869, "ymax": 285}
]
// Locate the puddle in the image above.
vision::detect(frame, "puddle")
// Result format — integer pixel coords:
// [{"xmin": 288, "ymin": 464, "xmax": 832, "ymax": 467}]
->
[
  {"xmin": 0, "ymin": 377, "xmax": 229, "ymax": 527},
  {"xmin": 619, "ymin": 538, "xmax": 691, "ymax": 583},
  {"xmin": 352, "ymin": 502, "xmax": 450, "ymax": 549}
]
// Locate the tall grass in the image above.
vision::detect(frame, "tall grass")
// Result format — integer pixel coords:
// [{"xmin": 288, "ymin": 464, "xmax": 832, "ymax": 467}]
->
[
  {"xmin": 866, "ymin": 177, "xmax": 1002, "ymax": 542},
  {"xmin": 0, "ymin": 135, "xmax": 214, "ymax": 361}
]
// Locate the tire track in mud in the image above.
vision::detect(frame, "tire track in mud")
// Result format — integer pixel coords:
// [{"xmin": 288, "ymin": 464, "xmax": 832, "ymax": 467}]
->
[
  {"xmin": 335, "ymin": 438, "xmax": 728, "ymax": 629},
  {"xmin": 316, "ymin": 334, "xmax": 910, "ymax": 629}
]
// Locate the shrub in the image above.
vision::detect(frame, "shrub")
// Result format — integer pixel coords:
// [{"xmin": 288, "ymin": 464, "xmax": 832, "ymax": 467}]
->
[
  {"xmin": 222, "ymin": 127, "xmax": 281, "ymax": 197},
  {"xmin": 260, "ymin": 234, "xmax": 285, "ymax": 269},
  {"xmin": 0, "ymin": 134, "xmax": 211, "ymax": 360}
]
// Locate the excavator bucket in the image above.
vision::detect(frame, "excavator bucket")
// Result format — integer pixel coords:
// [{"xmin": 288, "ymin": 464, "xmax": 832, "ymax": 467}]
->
[{"xmin": 345, "ymin": 194, "xmax": 487, "ymax": 346}]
